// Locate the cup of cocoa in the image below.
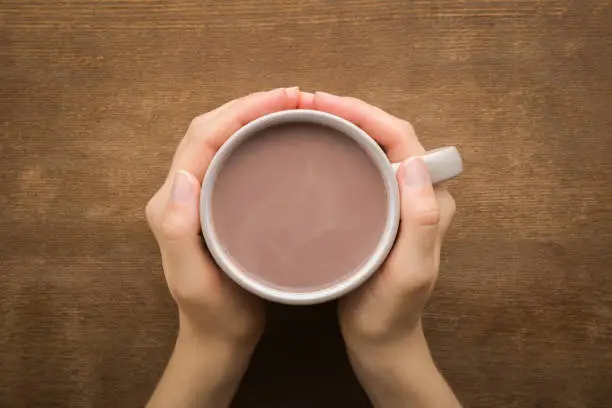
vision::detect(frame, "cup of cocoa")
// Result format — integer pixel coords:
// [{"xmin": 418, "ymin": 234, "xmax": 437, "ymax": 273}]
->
[{"xmin": 200, "ymin": 110, "xmax": 462, "ymax": 305}]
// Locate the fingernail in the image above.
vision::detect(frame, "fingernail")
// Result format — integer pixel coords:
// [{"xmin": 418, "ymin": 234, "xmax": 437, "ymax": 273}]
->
[
  {"xmin": 171, "ymin": 170, "xmax": 195, "ymax": 203},
  {"xmin": 285, "ymin": 86, "xmax": 300, "ymax": 92},
  {"xmin": 403, "ymin": 157, "xmax": 431, "ymax": 188}
]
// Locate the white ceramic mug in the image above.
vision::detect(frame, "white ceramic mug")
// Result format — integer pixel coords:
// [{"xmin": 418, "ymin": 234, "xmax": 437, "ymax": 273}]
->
[{"xmin": 200, "ymin": 110, "xmax": 463, "ymax": 305}]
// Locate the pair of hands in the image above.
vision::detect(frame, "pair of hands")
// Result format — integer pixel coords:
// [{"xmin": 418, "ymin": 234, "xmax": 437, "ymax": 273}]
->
[{"xmin": 146, "ymin": 87, "xmax": 458, "ymax": 408}]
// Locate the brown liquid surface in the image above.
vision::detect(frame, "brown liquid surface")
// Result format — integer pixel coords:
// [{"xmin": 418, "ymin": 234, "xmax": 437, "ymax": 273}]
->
[{"xmin": 211, "ymin": 123, "xmax": 388, "ymax": 290}]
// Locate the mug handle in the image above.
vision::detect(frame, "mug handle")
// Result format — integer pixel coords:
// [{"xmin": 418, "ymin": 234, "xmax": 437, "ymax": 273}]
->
[{"xmin": 391, "ymin": 146, "xmax": 463, "ymax": 184}]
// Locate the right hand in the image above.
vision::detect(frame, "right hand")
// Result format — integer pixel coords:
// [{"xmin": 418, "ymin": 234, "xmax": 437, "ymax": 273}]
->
[
  {"xmin": 300, "ymin": 92, "xmax": 461, "ymax": 407},
  {"xmin": 300, "ymin": 91, "xmax": 456, "ymax": 352}
]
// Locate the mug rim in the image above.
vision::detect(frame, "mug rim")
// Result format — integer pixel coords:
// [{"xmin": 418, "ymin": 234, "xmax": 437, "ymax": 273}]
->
[{"xmin": 199, "ymin": 109, "xmax": 400, "ymax": 305}]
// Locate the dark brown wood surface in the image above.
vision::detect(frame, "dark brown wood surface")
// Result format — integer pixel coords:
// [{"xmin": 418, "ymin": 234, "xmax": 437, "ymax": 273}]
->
[{"xmin": 1, "ymin": 1, "xmax": 611, "ymax": 407}]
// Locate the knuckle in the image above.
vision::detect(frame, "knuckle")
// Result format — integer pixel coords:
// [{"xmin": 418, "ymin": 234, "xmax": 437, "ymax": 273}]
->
[
  {"xmin": 413, "ymin": 206, "xmax": 441, "ymax": 227},
  {"xmin": 201, "ymin": 122, "xmax": 226, "ymax": 149},
  {"xmin": 396, "ymin": 118, "xmax": 417, "ymax": 138},
  {"xmin": 189, "ymin": 114, "xmax": 208, "ymax": 130},
  {"xmin": 202, "ymin": 118, "xmax": 236, "ymax": 148},
  {"xmin": 418, "ymin": 262, "xmax": 439, "ymax": 286},
  {"xmin": 399, "ymin": 119, "xmax": 416, "ymax": 135},
  {"xmin": 145, "ymin": 197, "xmax": 160, "ymax": 227},
  {"xmin": 172, "ymin": 275, "xmax": 200, "ymax": 299},
  {"xmin": 170, "ymin": 279, "xmax": 202, "ymax": 305},
  {"xmin": 204, "ymin": 121, "xmax": 223, "ymax": 139},
  {"xmin": 394, "ymin": 262, "xmax": 437, "ymax": 293},
  {"xmin": 159, "ymin": 213, "xmax": 189, "ymax": 242}
]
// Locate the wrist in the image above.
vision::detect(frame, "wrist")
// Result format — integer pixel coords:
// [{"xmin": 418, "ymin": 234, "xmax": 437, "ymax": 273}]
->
[
  {"xmin": 178, "ymin": 310, "xmax": 263, "ymax": 356},
  {"xmin": 175, "ymin": 326, "xmax": 257, "ymax": 376},
  {"xmin": 346, "ymin": 326, "xmax": 461, "ymax": 408},
  {"xmin": 346, "ymin": 324, "xmax": 431, "ymax": 375},
  {"xmin": 347, "ymin": 327, "xmax": 436, "ymax": 402},
  {"xmin": 147, "ymin": 327, "xmax": 257, "ymax": 408}
]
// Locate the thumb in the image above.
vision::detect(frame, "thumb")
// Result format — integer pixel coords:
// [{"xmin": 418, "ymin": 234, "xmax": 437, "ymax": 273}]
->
[
  {"xmin": 157, "ymin": 170, "xmax": 215, "ymax": 301},
  {"xmin": 386, "ymin": 157, "xmax": 440, "ymax": 289}
]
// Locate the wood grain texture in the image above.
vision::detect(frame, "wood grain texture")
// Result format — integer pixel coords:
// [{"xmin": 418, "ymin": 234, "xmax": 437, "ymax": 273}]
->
[{"xmin": 1, "ymin": 0, "xmax": 611, "ymax": 407}]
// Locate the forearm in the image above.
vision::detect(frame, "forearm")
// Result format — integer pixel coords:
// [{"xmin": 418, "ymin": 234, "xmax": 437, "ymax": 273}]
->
[
  {"xmin": 347, "ymin": 328, "xmax": 461, "ymax": 408},
  {"xmin": 147, "ymin": 331, "xmax": 254, "ymax": 408}
]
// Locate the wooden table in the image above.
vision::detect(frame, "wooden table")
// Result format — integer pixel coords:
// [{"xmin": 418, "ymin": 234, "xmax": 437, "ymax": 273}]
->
[{"xmin": 1, "ymin": 1, "xmax": 611, "ymax": 407}]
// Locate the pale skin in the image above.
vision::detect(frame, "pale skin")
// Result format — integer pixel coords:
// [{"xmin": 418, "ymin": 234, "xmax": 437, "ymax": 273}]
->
[{"xmin": 145, "ymin": 87, "xmax": 462, "ymax": 408}]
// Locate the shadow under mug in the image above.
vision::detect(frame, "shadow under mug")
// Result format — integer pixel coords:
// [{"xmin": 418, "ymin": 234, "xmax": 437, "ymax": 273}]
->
[{"xmin": 200, "ymin": 110, "xmax": 463, "ymax": 305}]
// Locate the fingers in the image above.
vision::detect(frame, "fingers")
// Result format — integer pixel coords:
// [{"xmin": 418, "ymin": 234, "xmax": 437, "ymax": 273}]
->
[
  {"xmin": 149, "ymin": 88, "xmax": 301, "ymax": 230},
  {"xmin": 299, "ymin": 91, "xmax": 315, "ymax": 109},
  {"xmin": 386, "ymin": 157, "xmax": 440, "ymax": 292},
  {"xmin": 166, "ymin": 98, "xmax": 241, "ymax": 177},
  {"xmin": 306, "ymin": 91, "xmax": 425, "ymax": 161},
  {"xmin": 155, "ymin": 170, "xmax": 217, "ymax": 301},
  {"xmin": 169, "ymin": 87, "xmax": 301, "ymax": 182}
]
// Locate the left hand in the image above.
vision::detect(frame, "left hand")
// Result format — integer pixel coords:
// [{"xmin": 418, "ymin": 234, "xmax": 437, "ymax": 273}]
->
[
  {"xmin": 146, "ymin": 87, "xmax": 301, "ymax": 349},
  {"xmin": 146, "ymin": 88, "xmax": 303, "ymax": 408}
]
